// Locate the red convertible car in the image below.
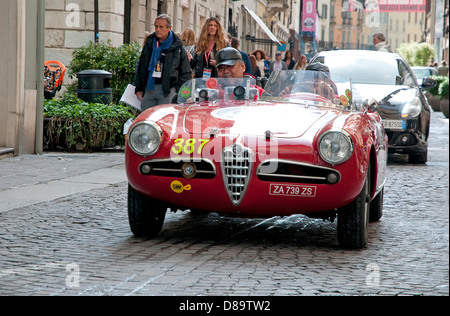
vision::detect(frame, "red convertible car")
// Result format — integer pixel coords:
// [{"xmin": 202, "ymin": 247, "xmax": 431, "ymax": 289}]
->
[{"xmin": 125, "ymin": 70, "xmax": 388, "ymax": 249}]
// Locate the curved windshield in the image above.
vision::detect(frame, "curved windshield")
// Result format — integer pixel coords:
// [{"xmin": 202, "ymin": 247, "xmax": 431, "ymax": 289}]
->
[
  {"xmin": 177, "ymin": 71, "xmax": 354, "ymax": 110},
  {"xmin": 261, "ymin": 70, "xmax": 354, "ymax": 110},
  {"xmin": 316, "ymin": 54, "xmax": 417, "ymax": 86},
  {"xmin": 177, "ymin": 77, "xmax": 259, "ymax": 104},
  {"xmin": 412, "ymin": 68, "xmax": 437, "ymax": 79}
]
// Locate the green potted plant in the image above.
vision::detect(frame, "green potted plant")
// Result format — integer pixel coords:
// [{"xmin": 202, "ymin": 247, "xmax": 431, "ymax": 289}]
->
[
  {"xmin": 68, "ymin": 40, "xmax": 141, "ymax": 104},
  {"xmin": 439, "ymin": 76, "xmax": 449, "ymax": 118},
  {"xmin": 427, "ymin": 75, "xmax": 447, "ymax": 112},
  {"xmin": 44, "ymin": 93, "xmax": 135, "ymax": 151}
]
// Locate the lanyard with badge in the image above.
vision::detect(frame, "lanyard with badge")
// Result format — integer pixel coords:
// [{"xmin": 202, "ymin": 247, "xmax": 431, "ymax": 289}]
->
[
  {"xmin": 153, "ymin": 41, "xmax": 163, "ymax": 79},
  {"xmin": 203, "ymin": 42, "xmax": 215, "ymax": 80}
]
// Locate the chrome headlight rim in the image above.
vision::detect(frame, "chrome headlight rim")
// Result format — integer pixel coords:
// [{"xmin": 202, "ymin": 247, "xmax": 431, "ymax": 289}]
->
[
  {"xmin": 318, "ymin": 130, "xmax": 354, "ymax": 165},
  {"xmin": 128, "ymin": 121, "xmax": 163, "ymax": 156}
]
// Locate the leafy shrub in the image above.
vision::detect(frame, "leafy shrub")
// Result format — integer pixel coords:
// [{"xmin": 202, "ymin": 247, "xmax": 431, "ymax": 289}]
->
[
  {"xmin": 44, "ymin": 93, "xmax": 135, "ymax": 151},
  {"xmin": 68, "ymin": 41, "xmax": 142, "ymax": 103},
  {"xmin": 428, "ymin": 75, "xmax": 448, "ymax": 97},
  {"xmin": 397, "ymin": 42, "xmax": 435, "ymax": 66},
  {"xmin": 438, "ymin": 76, "xmax": 449, "ymax": 100}
]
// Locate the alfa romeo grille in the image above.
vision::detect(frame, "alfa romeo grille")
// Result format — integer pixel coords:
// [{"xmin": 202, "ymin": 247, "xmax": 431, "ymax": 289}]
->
[{"xmin": 221, "ymin": 143, "xmax": 253, "ymax": 206}]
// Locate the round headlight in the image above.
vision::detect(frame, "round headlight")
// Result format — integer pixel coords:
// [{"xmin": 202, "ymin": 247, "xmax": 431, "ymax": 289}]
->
[
  {"xmin": 128, "ymin": 122, "xmax": 162, "ymax": 156},
  {"xmin": 318, "ymin": 131, "xmax": 353, "ymax": 165}
]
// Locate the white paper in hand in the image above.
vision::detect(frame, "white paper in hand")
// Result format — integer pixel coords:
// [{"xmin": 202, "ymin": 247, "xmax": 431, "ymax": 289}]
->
[{"xmin": 120, "ymin": 84, "xmax": 141, "ymax": 111}]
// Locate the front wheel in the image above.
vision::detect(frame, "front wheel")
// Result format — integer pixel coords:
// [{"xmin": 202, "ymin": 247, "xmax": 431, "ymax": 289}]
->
[
  {"xmin": 128, "ymin": 184, "xmax": 167, "ymax": 237},
  {"xmin": 408, "ymin": 151, "xmax": 427, "ymax": 164},
  {"xmin": 337, "ymin": 165, "xmax": 370, "ymax": 249},
  {"xmin": 369, "ymin": 188, "xmax": 383, "ymax": 222}
]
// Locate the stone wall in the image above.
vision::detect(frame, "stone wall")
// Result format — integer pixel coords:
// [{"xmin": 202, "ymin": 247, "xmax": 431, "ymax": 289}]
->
[{"xmin": 45, "ymin": 0, "xmax": 126, "ymax": 76}]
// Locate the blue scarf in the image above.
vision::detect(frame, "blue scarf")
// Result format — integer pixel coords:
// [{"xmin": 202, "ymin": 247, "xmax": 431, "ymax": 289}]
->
[{"xmin": 147, "ymin": 31, "xmax": 174, "ymax": 90}]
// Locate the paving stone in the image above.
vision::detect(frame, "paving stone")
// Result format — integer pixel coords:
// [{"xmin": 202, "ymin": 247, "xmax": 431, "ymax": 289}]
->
[{"xmin": 0, "ymin": 113, "xmax": 448, "ymax": 296}]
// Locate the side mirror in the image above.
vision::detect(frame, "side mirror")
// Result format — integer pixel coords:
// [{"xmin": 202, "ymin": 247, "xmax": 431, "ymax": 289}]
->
[
  {"xmin": 363, "ymin": 98, "xmax": 378, "ymax": 113},
  {"xmin": 421, "ymin": 77, "xmax": 436, "ymax": 90}
]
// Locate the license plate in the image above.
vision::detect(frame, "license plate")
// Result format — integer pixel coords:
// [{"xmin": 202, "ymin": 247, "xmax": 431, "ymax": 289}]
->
[
  {"xmin": 269, "ymin": 184, "xmax": 316, "ymax": 197},
  {"xmin": 382, "ymin": 120, "xmax": 405, "ymax": 130}
]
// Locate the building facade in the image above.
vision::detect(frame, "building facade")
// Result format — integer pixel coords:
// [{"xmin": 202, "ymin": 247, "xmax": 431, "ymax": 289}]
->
[
  {"xmin": 44, "ymin": 0, "xmax": 294, "ymax": 66},
  {"xmin": 1, "ymin": 0, "xmax": 448, "ymax": 158},
  {"xmin": 0, "ymin": 0, "xmax": 44, "ymax": 158}
]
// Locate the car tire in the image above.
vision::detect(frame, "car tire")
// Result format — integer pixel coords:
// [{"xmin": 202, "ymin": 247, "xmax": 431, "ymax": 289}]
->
[
  {"xmin": 190, "ymin": 209, "xmax": 208, "ymax": 216},
  {"xmin": 408, "ymin": 150, "xmax": 427, "ymax": 164},
  {"xmin": 337, "ymin": 164, "xmax": 370, "ymax": 249},
  {"xmin": 128, "ymin": 184, "xmax": 167, "ymax": 238},
  {"xmin": 369, "ymin": 188, "xmax": 383, "ymax": 222}
]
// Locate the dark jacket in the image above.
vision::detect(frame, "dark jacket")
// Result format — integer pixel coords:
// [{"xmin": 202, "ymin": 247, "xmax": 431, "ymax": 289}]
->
[
  {"xmin": 191, "ymin": 43, "xmax": 221, "ymax": 78},
  {"xmin": 240, "ymin": 51, "xmax": 252, "ymax": 75},
  {"xmin": 135, "ymin": 32, "xmax": 191, "ymax": 97},
  {"xmin": 252, "ymin": 65, "xmax": 261, "ymax": 78},
  {"xmin": 284, "ymin": 59, "xmax": 296, "ymax": 70}
]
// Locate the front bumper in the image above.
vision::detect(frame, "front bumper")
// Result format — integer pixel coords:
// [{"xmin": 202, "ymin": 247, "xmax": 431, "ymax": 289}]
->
[
  {"xmin": 386, "ymin": 129, "xmax": 427, "ymax": 155},
  {"xmin": 126, "ymin": 153, "xmax": 366, "ymax": 218}
]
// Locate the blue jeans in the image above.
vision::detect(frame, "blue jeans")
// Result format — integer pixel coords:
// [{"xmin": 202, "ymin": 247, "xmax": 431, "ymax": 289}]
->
[{"xmin": 141, "ymin": 84, "xmax": 177, "ymax": 111}]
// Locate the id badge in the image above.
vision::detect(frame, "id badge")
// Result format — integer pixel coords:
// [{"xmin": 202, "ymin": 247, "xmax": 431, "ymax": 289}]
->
[
  {"xmin": 202, "ymin": 68, "xmax": 212, "ymax": 80},
  {"xmin": 153, "ymin": 61, "xmax": 162, "ymax": 78}
]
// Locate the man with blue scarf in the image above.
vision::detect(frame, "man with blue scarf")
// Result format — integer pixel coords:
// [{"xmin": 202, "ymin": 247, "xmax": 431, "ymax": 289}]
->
[{"xmin": 135, "ymin": 14, "xmax": 191, "ymax": 111}]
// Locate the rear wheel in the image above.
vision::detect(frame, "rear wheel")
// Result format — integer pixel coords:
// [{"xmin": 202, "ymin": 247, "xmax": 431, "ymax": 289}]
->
[
  {"xmin": 337, "ymin": 164, "xmax": 370, "ymax": 249},
  {"xmin": 127, "ymin": 184, "xmax": 167, "ymax": 237}
]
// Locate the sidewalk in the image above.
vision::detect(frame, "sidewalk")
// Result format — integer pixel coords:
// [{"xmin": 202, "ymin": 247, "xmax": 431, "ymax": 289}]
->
[{"xmin": 0, "ymin": 152, "xmax": 126, "ymax": 213}]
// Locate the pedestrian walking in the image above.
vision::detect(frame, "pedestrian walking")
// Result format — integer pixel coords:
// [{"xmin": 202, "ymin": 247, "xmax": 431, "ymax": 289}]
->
[
  {"xmin": 180, "ymin": 28, "xmax": 196, "ymax": 62},
  {"xmin": 293, "ymin": 54, "xmax": 307, "ymax": 70},
  {"xmin": 265, "ymin": 54, "xmax": 273, "ymax": 77},
  {"xmin": 135, "ymin": 14, "xmax": 191, "ymax": 111},
  {"xmin": 283, "ymin": 51, "xmax": 296, "ymax": 70},
  {"xmin": 372, "ymin": 33, "xmax": 392, "ymax": 53},
  {"xmin": 251, "ymin": 49, "xmax": 270, "ymax": 78},
  {"xmin": 269, "ymin": 52, "xmax": 287, "ymax": 74},
  {"xmin": 438, "ymin": 61, "xmax": 449, "ymax": 76},
  {"xmin": 249, "ymin": 54, "xmax": 261, "ymax": 79},
  {"xmin": 191, "ymin": 17, "xmax": 228, "ymax": 79}
]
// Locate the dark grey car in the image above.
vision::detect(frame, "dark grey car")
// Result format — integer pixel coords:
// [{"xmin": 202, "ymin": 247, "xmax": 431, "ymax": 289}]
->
[
  {"xmin": 412, "ymin": 66, "xmax": 438, "ymax": 85},
  {"xmin": 311, "ymin": 50, "xmax": 434, "ymax": 163}
]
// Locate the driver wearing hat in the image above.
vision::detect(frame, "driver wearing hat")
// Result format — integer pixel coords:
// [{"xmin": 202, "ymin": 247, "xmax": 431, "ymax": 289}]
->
[
  {"xmin": 216, "ymin": 47, "xmax": 247, "ymax": 79},
  {"xmin": 215, "ymin": 47, "xmax": 264, "ymax": 96}
]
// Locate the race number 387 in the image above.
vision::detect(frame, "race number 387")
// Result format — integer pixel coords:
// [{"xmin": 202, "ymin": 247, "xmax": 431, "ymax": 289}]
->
[{"xmin": 269, "ymin": 184, "xmax": 316, "ymax": 197}]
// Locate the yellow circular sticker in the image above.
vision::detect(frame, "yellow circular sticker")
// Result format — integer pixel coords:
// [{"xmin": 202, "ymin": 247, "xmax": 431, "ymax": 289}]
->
[
  {"xmin": 339, "ymin": 95, "xmax": 349, "ymax": 106},
  {"xmin": 170, "ymin": 181, "xmax": 192, "ymax": 194}
]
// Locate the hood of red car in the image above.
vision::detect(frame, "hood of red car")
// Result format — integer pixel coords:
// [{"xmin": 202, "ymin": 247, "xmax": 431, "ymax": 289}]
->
[{"xmin": 183, "ymin": 103, "xmax": 331, "ymax": 138}]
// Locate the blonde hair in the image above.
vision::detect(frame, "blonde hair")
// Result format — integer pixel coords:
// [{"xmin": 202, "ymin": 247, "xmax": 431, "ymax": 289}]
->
[
  {"xmin": 181, "ymin": 28, "xmax": 196, "ymax": 46},
  {"xmin": 196, "ymin": 17, "xmax": 228, "ymax": 54},
  {"xmin": 294, "ymin": 55, "xmax": 307, "ymax": 70}
]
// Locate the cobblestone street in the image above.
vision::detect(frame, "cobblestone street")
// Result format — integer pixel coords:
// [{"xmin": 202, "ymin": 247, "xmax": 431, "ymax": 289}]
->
[{"xmin": 0, "ymin": 112, "xmax": 448, "ymax": 296}]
